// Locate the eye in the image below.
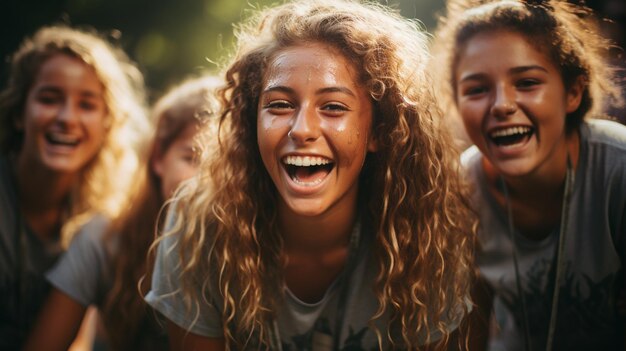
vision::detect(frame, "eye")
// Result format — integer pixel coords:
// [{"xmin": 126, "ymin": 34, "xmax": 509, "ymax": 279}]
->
[
  {"xmin": 320, "ymin": 102, "xmax": 349, "ymax": 116},
  {"xmin": 262, "ymin": 100, "xmax": 295, "ymax": 116},
  {"xmin": 462, "ymin": 85, "xmax": 488, "ymax": 97},
  {"xmin": 36, "ymin": 94, "xmax": 61, "ymax": 105},
  {"xmin": 182, "ymin": 154, "xmax": 195, "ymax": 164},
  {"xmin": 79, "ymin": 100, "xmax": 99, "ymax": 111},
  {"xmin": 263, "ymin": 100, "xmax": 294, "ymax": 111},
  {"xmin": 516, "ymin": 78, "xmax": 540, "ymax": 90}
]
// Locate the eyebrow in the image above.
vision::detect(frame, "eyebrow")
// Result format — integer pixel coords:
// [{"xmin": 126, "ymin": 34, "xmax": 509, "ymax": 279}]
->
[
  {"xmin": 459, "ymin": 65, "xmax": 549, "ymax": 83},
  {"xmin": 261, "ymin": 85, "xmax": 356, "ymax": 97},
  {"xmin": 35, "ymin": 85, "xmax": 103, "ymax": 99},
  {"xmin": 509, "ymin": 65, "xmax": 548, "ymax": 74}
]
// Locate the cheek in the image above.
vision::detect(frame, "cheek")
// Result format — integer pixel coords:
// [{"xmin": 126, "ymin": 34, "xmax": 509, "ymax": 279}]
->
[
  {"xmin": 181, "ymin": 163, "xmax": 199, "ymax": 181},
  {"xmin": 87, "ymin": 115, "xmax": 108, "ymax": 145},
  {"xmin": 23, "ymin": 102, "xmax": 52, "ymax": 127},
  {"xmin": 257, "ymin": 113, "xmax": 288, "ymax": 163},
  {"xmin": 323, "ymin": 118, "xmax": 369, "ymax": 168},
  {"xmin": 258, "ymin": 113, "xmax": 290, "ymax": 132},
  {"xmin": 459, "ymin": 104, "xmax": 483, "ymax": 133}
]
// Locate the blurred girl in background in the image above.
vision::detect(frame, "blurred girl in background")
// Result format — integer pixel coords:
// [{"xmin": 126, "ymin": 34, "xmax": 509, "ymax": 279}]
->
[
  {"xmin": 25, "ymin": 75, "xmax": 222, "ymax": 351},
  {"xmin": 0, "ymin": 25, "xmax": 149, "ymax": 350}
]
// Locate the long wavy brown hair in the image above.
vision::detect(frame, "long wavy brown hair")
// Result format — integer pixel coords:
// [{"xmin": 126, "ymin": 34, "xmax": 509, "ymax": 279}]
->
[
  {"xmin": 0, "ymin": 25, "xmax": 151, "ymax": 245},
  {"xmin": 163, "ymin": 0, "xmax": 475, "ymax": 349},
  {"xmin": 431, "ymin": 0, "xmax": 623, "ymax": 140},
  {"xmin": 101, "ymin": 76, "xmax": 222, "ymax": 350}
]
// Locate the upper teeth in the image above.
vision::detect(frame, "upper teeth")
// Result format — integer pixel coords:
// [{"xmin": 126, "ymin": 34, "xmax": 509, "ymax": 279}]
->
[
  {"xmin": 283, "ymin": 155, "xmax": 331, "ymax": 167},
  {"xmin": 490, "ymin": 126, "xmax": 531, "ymax": 138},
  {"xmin": 48, "ymin": 133, "xmax": 79, "ymax": 144}
]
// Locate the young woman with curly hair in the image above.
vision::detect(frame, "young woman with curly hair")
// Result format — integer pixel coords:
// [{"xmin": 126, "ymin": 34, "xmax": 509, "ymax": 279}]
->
[
  {"xmin": 0, "ymin": 25, "xmax": 150, "ymax": 350},
  {"xmin": 24, "ymin": 75, "xmax": 222, "ymax": 351},
  {"xmin": 432, "ymin": 0, "xmax": 625, "ymax": 349},
  {"xmin": 146, "ymin": 1, "xmax": 475, "ymax": 349}
]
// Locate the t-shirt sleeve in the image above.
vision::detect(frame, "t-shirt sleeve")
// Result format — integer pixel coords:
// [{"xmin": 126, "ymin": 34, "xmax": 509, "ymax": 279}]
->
[
  {"xmin": 45, "ymin": 215, "xmax": 110, "ymax": 307},
  {"xmin": 144, "ymin": 208, "xmax": 223, "ymax": 338}
]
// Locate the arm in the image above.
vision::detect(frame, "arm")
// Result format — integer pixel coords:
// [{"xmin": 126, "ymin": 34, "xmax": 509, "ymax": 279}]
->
[
  {"xmin": 68, "ymin": 306, "xmax": 98, "ymax": 351},
  {"xmin": 23, "ymin": 288, "xmax": 87, "ymax": 351},
  {"xmin": 167, "ymin": 320, "xmax": 225, "ymax": 351}
]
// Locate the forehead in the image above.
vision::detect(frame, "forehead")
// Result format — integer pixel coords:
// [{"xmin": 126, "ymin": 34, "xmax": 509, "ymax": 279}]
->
[
  {"xmin": 263, "ymin": 43, "xmax": 360, "ymax": 87},
  {"xmin": 34, "ymin": 53, "xmax": 103, "ymax": 91},
  {"xmin": 457, "ymin": 30, "xmax": 557, "ymax": 73}
]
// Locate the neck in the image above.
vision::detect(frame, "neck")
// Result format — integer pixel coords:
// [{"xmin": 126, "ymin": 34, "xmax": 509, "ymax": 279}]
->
[
  {"xmin": 482, "ymin": 130, "xmax": 579, "ymax": 239},
  {"xmin": 486, "ymin": 130, "xmax": 579, "ymax": 201},
  {"xmin": 13, "ymin": 155, "xmax": 77, "ymax": 240},
  {"xmin": 278, "ymin": 201, "xmax": 358, "ymax": 254}
]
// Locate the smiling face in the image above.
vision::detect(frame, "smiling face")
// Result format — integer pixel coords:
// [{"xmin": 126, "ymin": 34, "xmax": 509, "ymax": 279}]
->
[
  {"xmin": 455, "ymin": 30, "xmax": 582, "ymax": 178},
  {"xmin": 17, "ymin": 53, "xmax": 107, "ymax": 175},
  {"xmin": 257, "ymin": 43, "xmax": 376, "ymax": 218},
  {"xmin": 153, "ymin": 123, "xmax": 200, "ymax": 199}
]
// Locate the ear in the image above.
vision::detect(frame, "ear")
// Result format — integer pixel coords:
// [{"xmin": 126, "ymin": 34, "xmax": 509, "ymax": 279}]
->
[
  {"xmin": 367, "ymin": 133, "xmax": 378, "ymax": 152},
  {"xmin": 565, "ymin": 76, "xmax": 585, "ymax": 114},
  {"xmin": 151, "ymin": 145, "xmax": 165, "ymax": 177}
]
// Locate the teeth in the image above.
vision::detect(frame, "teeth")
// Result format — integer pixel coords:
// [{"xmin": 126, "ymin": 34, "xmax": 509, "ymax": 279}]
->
[
  {"xmin": 47, "ymin": 133, "xmax": 80, "ymax": 145},
  {"xmin": 490, "ymin": 126, "xmax": 532, "ymax": 138},
  {"xmin": 283, "ymin": 155, "xmax": 332, "ymax": 167}
]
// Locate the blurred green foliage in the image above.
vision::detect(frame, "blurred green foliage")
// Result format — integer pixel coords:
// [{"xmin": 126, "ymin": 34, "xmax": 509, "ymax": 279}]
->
[
  {"xmin": 1, "ymin": 0, "xmax": 444, "ymax": 101},
  {"xmin": 4, "ymin": 0, "xmax": 620, "ymax": 103}
]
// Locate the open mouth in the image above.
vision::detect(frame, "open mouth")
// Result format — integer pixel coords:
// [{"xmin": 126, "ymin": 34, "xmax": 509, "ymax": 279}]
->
[
  {"xmin": 489, "ymin": 126, "xmax": 534, "ymax": 147},
  {"xmin": 282, "ymin": 155, "xmax": 334, "ymax": 186},
  {"xmin": 46, "ymin": 133, "xmax": 80, "ymax": 147}
]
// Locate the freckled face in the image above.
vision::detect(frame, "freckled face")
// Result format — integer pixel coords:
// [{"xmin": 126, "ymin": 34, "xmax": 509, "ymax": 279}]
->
[
  {"xmin": 257, "ymin": 43, "xmax": 376, "ymax": 218},
  {"xmin": 455, "ymin": 30, "xmax": 581, "ymax": 177},
  {"xmin": 18, "ymin": 53, "xmax": 107, "ymax": 175}
]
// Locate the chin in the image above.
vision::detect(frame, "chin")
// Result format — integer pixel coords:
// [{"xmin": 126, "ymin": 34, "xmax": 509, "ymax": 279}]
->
[
  {"xmin": 283, "ymin": 198, "xmax": 329, "ymax": 218},
  {"xmin": 494, "ymin": 162, "xmax": 535, "ymax": 178}
]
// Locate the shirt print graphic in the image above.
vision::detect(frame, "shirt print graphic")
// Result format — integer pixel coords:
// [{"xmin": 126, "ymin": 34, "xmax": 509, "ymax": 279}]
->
[
  {"xmin": 496, "ymin": 259, "xmax": 619, "ymax": 350},
  {"xmin": 281, "ymin": 317, "xmax": 373, "ymax": 351}
]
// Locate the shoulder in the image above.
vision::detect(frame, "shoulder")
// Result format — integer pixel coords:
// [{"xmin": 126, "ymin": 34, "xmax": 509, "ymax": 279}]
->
[
  {"xmin": 0, "ymin": 155, "xmax": 17, "ymax": 232},
  {"xmin": 580, "ymin": 119, "xmax": 626, "ymax": 178},
  {"xmin": 46, "ymin": 214, "xmax": 113, "ymax": 306},
  {"xmin": 460, "ymin": 145, "xmax": 487, "ymax": 199},
  {"xmin": 68, "ymin": 214, "xmax": 111, "ymax": 250},
  {"xmin": 460, "ymin": 145, "xmax": 482, "ymax": 169},
  {"xmin": 583, "ymin": 119, "xmax": 626, "ymax": 152},
  {"xmin": 0, "ymin": 155, "xmax": 16, "ymax": 212}
]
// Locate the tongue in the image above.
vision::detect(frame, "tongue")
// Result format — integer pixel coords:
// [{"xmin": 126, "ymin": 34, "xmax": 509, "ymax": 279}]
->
[
  {"xmin": 495, "ymin": 133, "xmax": 530, "ymax": 146},
  {"xmin": 294, "ymin": 166, "xmax": 330, "ymax": 183}
]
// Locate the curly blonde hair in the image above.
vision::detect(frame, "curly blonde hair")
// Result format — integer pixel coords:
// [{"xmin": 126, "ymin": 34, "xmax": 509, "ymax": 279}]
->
[
  {"xmin": 431, "ymin": 0, "xmax": 623, "ymax": 138},
  {"xmin": 165, "ymin": 0, "xmax": 475, "ymax": 348},
  {"xmin": 0, "ymin": 25, "xmax": 151, "ymax": 244}
]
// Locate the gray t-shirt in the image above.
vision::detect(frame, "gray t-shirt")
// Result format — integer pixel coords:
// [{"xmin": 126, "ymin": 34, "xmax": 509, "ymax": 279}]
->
[
  {"xmin": 46, "ymin": 215, "xmax": 111, "ymax": 307},
  {"xmin": 46, "ymin": 216, "xmax": 169, "ymax": 351},
  {"xmin": 146, "ymin": 215, "xmax": 464, "ymax": 350},
  {"xmin": 0, "ymin": 155, "xmax": 64, "ymax": 350},
  {"xmin": 463, "ymin": 119, "xmax": 626, "ymax": 351}
]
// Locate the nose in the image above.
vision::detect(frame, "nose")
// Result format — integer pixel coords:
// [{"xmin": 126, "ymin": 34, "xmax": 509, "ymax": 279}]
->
[
  {"xmin": 490, "ymin": 84, "xmax": 517, "ymax": 118},
  {"xmin": 56, "ymin": 100, "xmax": 79, "ymax": 126},
  {"xmin": 288, "ymin": 105, "xmax": 320, "ymax": 143}
]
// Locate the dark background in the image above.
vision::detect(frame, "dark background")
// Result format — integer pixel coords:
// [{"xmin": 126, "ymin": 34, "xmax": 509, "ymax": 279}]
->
[{"xmin": 1, "ymin": 0, "xmax": 624, "ymax": 105}]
